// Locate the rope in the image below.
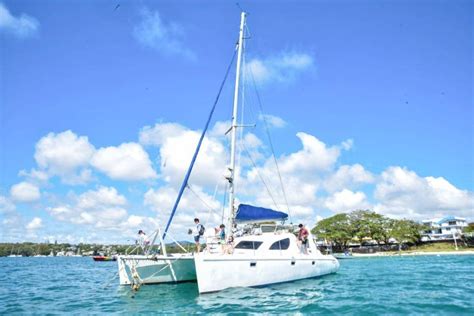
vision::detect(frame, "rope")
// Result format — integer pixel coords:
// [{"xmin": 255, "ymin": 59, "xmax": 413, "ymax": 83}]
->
[
  {"xmin": 248, "ymin": 66, "xmax": 293, "ymax": 223},
  {"xmin": 103, "ymin": 271, "xmax": 119, "ymax": 289},
  {"xmin": 164, "ymin": 232, "xmax": 188, "ymax": 253},
  {"xmin": 187, "ymin": 184, "xmax": 224, "ymax": 219},
  {"xmin": 221, "ymin": 183, "xmax": 228, "ymax": 223},
  {"xmin": 129, "ymin": 259, "xmax": 143, "ymax": 291},
  {"xmin": 136, "ymin": 255, "xmax": 188, "ymax": 283},
  {"xmin": 240, "ymin": 142, "xmax": 279, "ymax": 210},
  {"xmin": 205, "ymin": 180, "xmax": 222, "ymax": 227}
]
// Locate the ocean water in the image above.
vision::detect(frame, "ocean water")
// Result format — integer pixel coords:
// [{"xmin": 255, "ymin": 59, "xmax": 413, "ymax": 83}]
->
[{"xmin": 0, "ymin": 255, "xmax": 473, "ymax": 314}]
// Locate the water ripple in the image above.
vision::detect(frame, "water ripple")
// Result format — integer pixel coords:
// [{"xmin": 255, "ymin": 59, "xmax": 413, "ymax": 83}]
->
[{"xmin": 0, "ymin": 255, "xmax": 473, "ymax": 314}]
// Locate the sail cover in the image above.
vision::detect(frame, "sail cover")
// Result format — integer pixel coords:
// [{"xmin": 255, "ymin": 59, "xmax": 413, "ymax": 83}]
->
[{"xmin": 236, "ymin": 204, "xmax": 288, "ymax": 222}]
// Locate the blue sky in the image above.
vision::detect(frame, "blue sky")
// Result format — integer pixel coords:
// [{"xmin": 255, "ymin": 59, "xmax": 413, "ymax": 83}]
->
[{"xmin": 0, "ymin": 0, "xmax": 472, "ymax": 244}]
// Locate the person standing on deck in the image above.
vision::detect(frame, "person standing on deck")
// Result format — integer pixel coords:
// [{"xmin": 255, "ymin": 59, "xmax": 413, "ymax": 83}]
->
[
  {"xmin": 137, "ymin": 230, "xmax": 150, "ymax": 252},
  {"xmin": 298, "ymin": 224, "xmax": 309, "ymax": 254},
  {"xmin": 191, "ymin": 218, "xmax": 205, "ymax": 253},
  {"xmin": 217, "ymin": 224, "xmax": 226, "ymax": 253}
]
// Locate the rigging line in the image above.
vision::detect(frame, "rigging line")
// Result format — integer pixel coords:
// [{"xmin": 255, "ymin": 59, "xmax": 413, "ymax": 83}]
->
[
  {"xmin": 205, "ymin": 180, "xmax": 221, "ymax": 227},
  {"xmin": 248, "ymin": 66, "xmax": 293, "ymax": 223},
  {"xmin": 187, "ymin": 184, "xmax": 224, "ymax": 219},
  {"xmin": 162, "ymin": 48, "xmax": 238, "ymax": 240},
  {"xmin": 240, "ymin": 142, "xmax": 280, "ymax": 211},
  {"xmin": 242, "ymin": 25, "xmax": 258, "ymax": 125},
  {"xmin": 221, "ymin": 183, "xmax": 228, "ymax": 223}
]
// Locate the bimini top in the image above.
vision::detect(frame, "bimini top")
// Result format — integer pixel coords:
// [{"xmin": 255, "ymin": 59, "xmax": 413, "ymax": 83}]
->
[{"xmin": 236, "ymin": 204, "xmax": 288, "ymax": 222}]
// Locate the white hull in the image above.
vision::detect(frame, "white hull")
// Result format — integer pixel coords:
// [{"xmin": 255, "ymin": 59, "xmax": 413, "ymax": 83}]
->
[
  {"xmin": 117, "ymin": 254, "xmax": 196, "ymax": 285},
  {"xmin": 195, "ymin": 253, "xmax": 339, "ymax": 293}
]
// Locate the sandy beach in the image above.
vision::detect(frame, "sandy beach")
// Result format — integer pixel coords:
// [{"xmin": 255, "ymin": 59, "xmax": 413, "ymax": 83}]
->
[{"xmin": 351, "ymin": 250, "xmax": 474, "ymax": 257}]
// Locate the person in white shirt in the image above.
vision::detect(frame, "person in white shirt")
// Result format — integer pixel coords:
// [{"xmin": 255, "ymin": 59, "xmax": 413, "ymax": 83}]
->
[{"xmin": 137, "ymin": 230, "xmax": 150, "ymax": 251}]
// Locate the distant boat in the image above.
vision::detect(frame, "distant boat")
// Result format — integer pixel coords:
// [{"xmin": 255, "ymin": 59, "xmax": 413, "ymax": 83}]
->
[
  {"xmin": 333, "ymin": 253, "xmax": 354, "ymax": 259},
  {"xmin": 93, "ymin": 255, "xmax": 116, "ymax": 262}
]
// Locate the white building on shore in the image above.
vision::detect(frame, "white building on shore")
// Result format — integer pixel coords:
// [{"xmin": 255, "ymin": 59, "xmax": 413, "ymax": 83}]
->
[{"xmin": 421, "ymin": 216, "xmax": 467, "ymax": 241}]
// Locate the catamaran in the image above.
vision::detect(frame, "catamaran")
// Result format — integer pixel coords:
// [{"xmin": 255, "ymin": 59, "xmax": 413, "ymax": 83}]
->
[
  {"xmin": 194, "ymin": 12, "xmax": 339, "ymax": 294},
  {"xmin": 117, "ymin": 11, "xmax": 339, "ymax": 292},
  {"xmin": 117, "ymin": 228, "xmax": 196, "ymax": 286}
]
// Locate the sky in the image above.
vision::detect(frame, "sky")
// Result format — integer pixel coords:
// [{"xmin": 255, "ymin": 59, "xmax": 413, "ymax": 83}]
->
[{"xmin": 0, "ymin": 0, "xmax": 473, "ymax": 244}]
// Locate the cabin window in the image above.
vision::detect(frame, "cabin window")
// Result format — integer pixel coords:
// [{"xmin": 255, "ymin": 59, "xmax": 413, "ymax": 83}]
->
[
  {"xmin": 235, "ymin": 241, "xmax": 263, "ymax": 250},
  {"xmin": 448, "ymin": 221, "xmax": 456, "ymax": 226},
  {"xmin": 269, "ymin": 238, "xmax": 290, "ymax": 250}
]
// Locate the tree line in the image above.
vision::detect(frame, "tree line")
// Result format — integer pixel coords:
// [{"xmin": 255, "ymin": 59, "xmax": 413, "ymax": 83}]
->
[
  {"xmin": 311, "ymin": 210, "xmax": 423, "ymax": 250},
  {"xmin": 0, "ymin": 242, "xmax": 191, "ymax": 257}
]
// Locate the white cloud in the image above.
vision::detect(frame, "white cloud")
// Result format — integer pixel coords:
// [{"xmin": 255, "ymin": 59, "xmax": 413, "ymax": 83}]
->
[
  {"xmin": 139, "ymin": 122, "xmax": 187, "ymax": 146},
  {"xmin": 278, "ymin": 133, "xmax": 341, "ymax": 175},
  {"xmin": 324, "ymin": 164, "xmax": 374, "ymax": 192},
  {"xmin": 10, "ymin": 182, "xmax": 40, "ymax": 202},
  {"xmin": 47, "ymin": 186, "xmax": 129, "ymax": 229},
  {"xmin": 325, "ymin": 189, "xmax": 369, "ymax": 212},
  {"xmin": 238, "ymin": 132, "xmax": 348, "ymax": 223},
  {"xmin": 0, "ymin": 195, "xmax": 16, "ymax": 213},
  {"xmin": 209, "ymin": 120, "xmax": 231, "ymax": 138},
  {"xmin": 373, "ymin": 166, "xmax": 474, "ymax": 220},
  {"xmin": 125, "ymin": 215, "xmax": 145, "ymax": 228},
  {"xmin": 140, "ymin": 122, "xmax": 228, "ymax": 187},
  {"xmin": 18, "ymin": 168, "xmax": 49, "ymax": 184},
  {"xmin": 144, "ymin": 185, "xmax": 222, "ymax": 234},
  {"xmin": 0, "ymin": 2, "xmax": 39, "ymax": 39},
  {"xmin": 133, "ymin": 7, "xmax": 194, "ymax": 59},
  {"xmin": 341, "ymin": 139, "xmax": 354, "ymax": 151},
  {"xmin": 91, "ymin": 142, "xmax": 157, "ymax": 181},
  {"xmin": 34, "ymin": 130, "xmax": 95, "ymax": 184},
  {"xmin": 26, "ymin": 217, "xmax": 42, "ymax": 230},
  {"xmin": 10, "ymin": 119, "xmax": 472, "ymax": 242},
  {"xmin": 259, "ymin": 114, "xmax": 287, "ymax": 128},
  {"xmin": 247, "ymin": 52, "xmax": 313, "ymax": 85},
  {"xmin": 144, "ymin": 186, "xmax": 220, "ymax": 215}
]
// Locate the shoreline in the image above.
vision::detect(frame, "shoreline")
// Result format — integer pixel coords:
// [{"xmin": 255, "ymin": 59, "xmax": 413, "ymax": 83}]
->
[{"xmin": 350, "ymin": 250, "xmax": 474, "ymax": 257}]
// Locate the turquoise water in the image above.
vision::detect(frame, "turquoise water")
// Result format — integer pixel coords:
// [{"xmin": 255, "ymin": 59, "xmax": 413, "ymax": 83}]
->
[{"xmin": 1, "ymin": 255, "xmax": 473, "ymax": 314}]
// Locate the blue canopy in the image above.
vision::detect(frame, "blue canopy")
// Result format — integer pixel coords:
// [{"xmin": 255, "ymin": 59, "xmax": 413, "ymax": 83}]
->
[{"xmin": 236, "ymin": 204, "xmax": 288, "ymax": 222}]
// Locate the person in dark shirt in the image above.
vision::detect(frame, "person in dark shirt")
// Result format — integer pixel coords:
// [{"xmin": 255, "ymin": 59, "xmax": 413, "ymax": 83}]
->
[{"xmin": 298, "ymin": 224, "xmax": 309, "ymax": 254}]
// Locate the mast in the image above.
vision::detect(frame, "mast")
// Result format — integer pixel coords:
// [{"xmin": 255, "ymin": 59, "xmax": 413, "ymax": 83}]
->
[{"xmin": 228, "ymin": 11, "xmax": 246, "ymax": 235}]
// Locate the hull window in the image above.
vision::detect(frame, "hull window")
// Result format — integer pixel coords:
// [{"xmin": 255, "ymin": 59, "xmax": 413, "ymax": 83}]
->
[
  {"xmin": 291, "ymin": 261, "xmax": 296, "ymax": 266},
  {"xmin": 235, "ymin": 241, "xmax": 263, "ymax": 250},
  {"xmin": 250, "ymin": 262, "xmax": 256, "ymax": 267},
  {"xmin": 269, "ymin": 238, "xmax": 290, "ymax": 250}
]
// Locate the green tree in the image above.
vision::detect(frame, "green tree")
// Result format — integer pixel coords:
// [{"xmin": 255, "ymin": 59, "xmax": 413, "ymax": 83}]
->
[
  {"xmin": 350, "ymin": 210, "xmax": 386, "ymax": 244},
  {"xmin": 377, "ymin": 217, "xmax": 396, "ymax": 245},
  {"xmin": 391, "ymin": 219, "xmax": 423, "ymax": 252},
  {"xmin": 464, "ymin": 222, "xmax": 474, "ymax": 233},
  {"xmin": 312, "ymin": 213, "xmax": 354, "ymax": 248}
]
